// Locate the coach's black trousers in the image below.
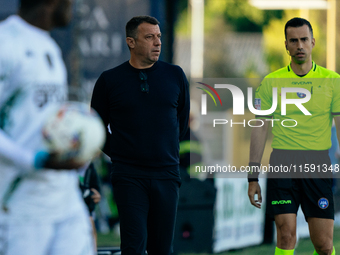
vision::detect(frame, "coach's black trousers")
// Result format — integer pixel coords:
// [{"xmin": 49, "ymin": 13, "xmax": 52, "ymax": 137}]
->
[{"xmin": 112, "ymin": 176, "xmax": 180, "ymax": 255}]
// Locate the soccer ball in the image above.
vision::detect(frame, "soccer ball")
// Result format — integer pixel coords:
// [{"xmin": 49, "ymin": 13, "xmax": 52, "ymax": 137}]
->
[{"xmin": 42, "ymin": 102, "xmax": 106, "ymax": 163}]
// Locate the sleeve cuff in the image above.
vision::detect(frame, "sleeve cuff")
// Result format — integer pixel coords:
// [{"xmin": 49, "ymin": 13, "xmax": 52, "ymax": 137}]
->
[{"xmin": 33, "ymin": 151, "xmax": 50, "ymax": 169}]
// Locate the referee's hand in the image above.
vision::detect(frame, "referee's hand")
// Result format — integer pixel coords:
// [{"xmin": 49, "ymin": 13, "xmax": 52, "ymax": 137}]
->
[{"xmin": 248, "ymin": 182, "xmax": 262, "ymax": 209}]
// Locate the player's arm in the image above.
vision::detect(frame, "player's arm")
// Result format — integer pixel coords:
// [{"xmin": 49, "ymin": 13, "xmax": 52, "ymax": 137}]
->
[
  {"xmin": 248, "ymin": 119, "xmax": 270, "ymax": 209},
  {"xmin": 0, "ymin": 129, "xmax": 81, "ymax": 172},
  {"xmin": 0, "ymin": 43, "xmax": 36, "ymax": 170},
  {"xmin": 0, "ymin": 129, "xmax": 35, "ymax": 171}
]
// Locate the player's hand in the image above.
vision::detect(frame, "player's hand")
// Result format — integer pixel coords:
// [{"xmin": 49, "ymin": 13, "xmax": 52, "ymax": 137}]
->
[
  {"xmin": 248, "ymin": 181, "xmax": 262, "ymax": 209},
  {"xmin": 43, "ymin": 153, "xmax": 86, "ymax": 170},
  {"xmin": 90, "ymin": 188, "xmax": 101, "ymax": 204}
]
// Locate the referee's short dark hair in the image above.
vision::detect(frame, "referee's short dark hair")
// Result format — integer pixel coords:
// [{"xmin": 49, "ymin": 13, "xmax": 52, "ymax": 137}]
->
[
  {"xmin": 126, "ymin": 16, "xmax": 160, "ymax": 39},
  {"xmin": 285, "ymin": 17, "xmax": 313, "ymax": 39},
  {"xmin": 20, "ymin": 0, "xmax": 45, "ymax": 10}
]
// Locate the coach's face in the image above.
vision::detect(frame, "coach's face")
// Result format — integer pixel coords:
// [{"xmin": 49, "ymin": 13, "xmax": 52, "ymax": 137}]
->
[
  {"xmin": 130, "ymin": 22, "xmax": 162, "ymax": 66},
  {"xmin": 285, "ymin": 24, "xmax": 315, "ymax": 65}
]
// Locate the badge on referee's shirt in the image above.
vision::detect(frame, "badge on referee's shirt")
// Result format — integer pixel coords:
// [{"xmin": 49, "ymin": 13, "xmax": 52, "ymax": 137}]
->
[
  {"xmin": 255, "ymin": 98, "xmax": 261, "ymax": 110},
  {"xmin": 297, "ymin": 92, "xmax": 306, "ymax": 98}
]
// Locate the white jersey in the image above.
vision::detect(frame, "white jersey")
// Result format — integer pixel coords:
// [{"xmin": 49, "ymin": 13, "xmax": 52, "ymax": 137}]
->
[{"xmin": 0, "ymin": 15, "xmax": 86, "ymax": 221}]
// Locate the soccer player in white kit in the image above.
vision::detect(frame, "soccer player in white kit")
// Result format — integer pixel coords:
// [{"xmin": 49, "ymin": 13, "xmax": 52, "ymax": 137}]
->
[{"xmin": 0, "ymin": 0, "xmax": 94, "ymax": 254}]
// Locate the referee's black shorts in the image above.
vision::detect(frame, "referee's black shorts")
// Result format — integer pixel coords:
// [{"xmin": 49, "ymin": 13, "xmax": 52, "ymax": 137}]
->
[{"xmin": 266, "ymin": 149, "xmax": 334, "ymax": 221}]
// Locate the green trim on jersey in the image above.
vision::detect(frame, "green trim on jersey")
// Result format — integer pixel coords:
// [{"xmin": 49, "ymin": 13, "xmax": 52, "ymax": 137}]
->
[
  {"xmin": 0, "ymin": 88, "xmax": 22, "ymax": 130},
  {"xmin": 255, "ymin": 61, "xmax": 340, "ymax": 150}
]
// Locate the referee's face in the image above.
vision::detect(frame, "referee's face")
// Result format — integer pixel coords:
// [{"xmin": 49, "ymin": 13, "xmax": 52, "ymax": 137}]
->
[
  {"xmin": 132, "ymin": 22, "xmax": 162, "ymax": 66},
  {"xmin": 285, "ymin": 25, "xmax": 315, "ymax": 65}
]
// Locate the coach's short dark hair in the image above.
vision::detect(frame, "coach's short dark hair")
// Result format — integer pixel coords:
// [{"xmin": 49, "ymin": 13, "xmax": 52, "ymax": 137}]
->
[
  {"xmin": 126, "ymin": 16, "xmax": 160, "ymax": 39},
  {"xmin": 284, "ymin": 17, "xmax": 313, "ymax": 39},
  {"xmin": 20, "ymin": 0, "xmax": 46, "ymax": 10}
]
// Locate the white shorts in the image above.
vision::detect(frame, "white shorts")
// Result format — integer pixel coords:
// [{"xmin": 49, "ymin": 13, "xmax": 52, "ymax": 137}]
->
[{"xmin": 0, "ymin": 212, "xmax": 95, "ymax": 255}]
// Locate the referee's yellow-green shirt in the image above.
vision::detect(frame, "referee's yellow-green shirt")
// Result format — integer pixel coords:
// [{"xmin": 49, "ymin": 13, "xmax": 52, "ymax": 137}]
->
[{"xmin": 255, "ymin": 61, "xmax": 340, "ymax": 150}]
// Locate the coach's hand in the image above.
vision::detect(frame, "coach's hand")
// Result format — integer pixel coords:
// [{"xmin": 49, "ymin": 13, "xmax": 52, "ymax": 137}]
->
[
  {"xmin": 248, "ymin": 182, "xmax": 262, "ymax": 209},
  {"xmin": 91, "ymin": 188, "xmax": 101, "ymax": 204}
]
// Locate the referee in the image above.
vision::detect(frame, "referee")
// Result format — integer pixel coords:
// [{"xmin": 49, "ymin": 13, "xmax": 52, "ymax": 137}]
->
[{"xmin": 248, "ymin": 18, "xmax": 339, "ymax": 255}]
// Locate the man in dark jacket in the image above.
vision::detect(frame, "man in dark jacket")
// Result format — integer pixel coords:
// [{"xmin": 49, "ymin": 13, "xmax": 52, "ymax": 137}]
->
[{"xmin": 91, "ymin": 15, "xmax": 190, "ymax": 255}]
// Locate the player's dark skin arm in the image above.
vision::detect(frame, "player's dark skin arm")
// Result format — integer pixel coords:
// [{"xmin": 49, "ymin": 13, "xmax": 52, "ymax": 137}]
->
[
  {"xmin": 248, "ymin": 120, "xmax": 269, "ymax": 209},
  {"xmin": 44, "ymin": 153, "xmax": 86, "ymax": 170}
]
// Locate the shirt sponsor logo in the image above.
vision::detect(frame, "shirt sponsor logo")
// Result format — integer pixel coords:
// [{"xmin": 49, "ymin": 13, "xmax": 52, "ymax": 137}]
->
[
  {"xmin": 34, "ymin": 84, "xmax": 66, "ymax": 108},
  {"xmin": 291, "ymin": 81, "xmax": 312, "ymax": 85},
  {"xmin": 318, "ymin": 198, "xmax": 329, "ymax": 209},
  {"xmin": 271, "ymin": 200, "xmax": 292, "ymax": 205}
]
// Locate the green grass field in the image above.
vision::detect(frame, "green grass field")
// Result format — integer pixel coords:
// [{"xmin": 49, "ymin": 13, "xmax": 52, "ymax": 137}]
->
[
  {"xmin": 98, "ymin": 226, "xmax": 340, "ymax": 254},
  {"xmin": 181, "ymin": 226, "xmax": 340, "ymax": 255}
]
